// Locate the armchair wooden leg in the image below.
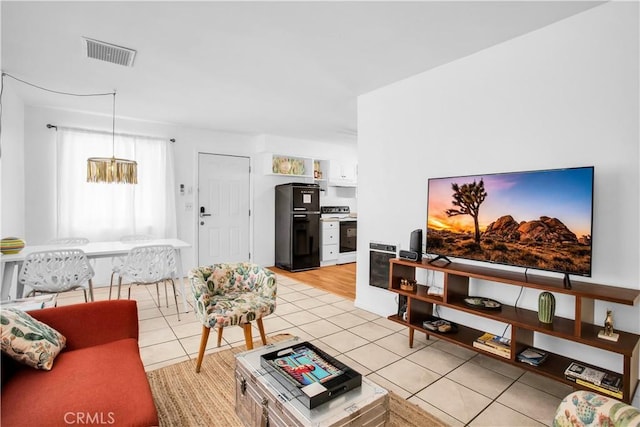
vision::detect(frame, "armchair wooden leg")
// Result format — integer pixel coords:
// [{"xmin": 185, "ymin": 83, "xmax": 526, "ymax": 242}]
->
[
  {"xmin": 257, "ymin": 318, "xmax": 267, "ymax": 345},
  {"xmin": 217, "ymin": 327, "xmax": 224, "ymax": 347},
  {"xmin": 243, "ymin": 323, "xmax": 253, "ymax": 350},
  {"xmin": 195, "ymin": 326, "xmax": 211, "ymax": 373}
]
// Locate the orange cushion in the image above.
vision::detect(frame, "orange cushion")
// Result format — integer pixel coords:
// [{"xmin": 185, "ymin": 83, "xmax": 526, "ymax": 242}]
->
[{"xmin": 1, "ymin": 338, "xmax": 158, "ymax": 427}]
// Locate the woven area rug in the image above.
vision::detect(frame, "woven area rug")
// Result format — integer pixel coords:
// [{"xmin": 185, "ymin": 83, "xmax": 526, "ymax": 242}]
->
[{"xmin": 147, "ymin": 334, "xmax": 448, "ymax": 426}]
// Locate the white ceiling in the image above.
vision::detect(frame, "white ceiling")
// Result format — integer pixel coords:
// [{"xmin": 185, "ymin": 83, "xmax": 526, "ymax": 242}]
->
[{"xmin": 1, "ymin": 1, "xmax": 600, "ymax": 142}]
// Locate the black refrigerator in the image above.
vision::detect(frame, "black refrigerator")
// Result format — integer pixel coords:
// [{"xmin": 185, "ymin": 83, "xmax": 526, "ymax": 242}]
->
[{"xmin": 275, "ymin": 183, "xmax": 321, "ymax": 271}]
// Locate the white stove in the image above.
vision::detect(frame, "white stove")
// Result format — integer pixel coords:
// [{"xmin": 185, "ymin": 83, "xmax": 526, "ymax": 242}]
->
[
  {"xmin": 321, "ymin": 206, "xmax": 357, "ymax": 265},
  {"xmin": 320, "ymin": 206, "xmax": 352, "ymax": 220}
]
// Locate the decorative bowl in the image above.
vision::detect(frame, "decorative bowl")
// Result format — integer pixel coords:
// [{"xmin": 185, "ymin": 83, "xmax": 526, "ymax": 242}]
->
[
  {"xmin": 1, "ymin": 237, "xmax": 25, "ymax": 254},
  {"xmin": 400, "ymin": 278, "xmax": 417, "ymax": 292}
]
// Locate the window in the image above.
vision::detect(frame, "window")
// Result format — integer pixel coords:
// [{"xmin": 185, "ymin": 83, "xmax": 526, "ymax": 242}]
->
[{"xmin": 56, "ymin": 127, "xmax": 177, "ymax": 241}]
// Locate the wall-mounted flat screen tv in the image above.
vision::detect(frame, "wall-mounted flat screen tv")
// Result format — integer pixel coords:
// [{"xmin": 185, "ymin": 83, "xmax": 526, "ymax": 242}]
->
[{"xmin": 426, "ymin": 166, "xmax": 594, "ymax": 277}]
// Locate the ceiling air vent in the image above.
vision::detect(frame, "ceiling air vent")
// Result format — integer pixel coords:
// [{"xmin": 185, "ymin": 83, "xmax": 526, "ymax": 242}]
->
[{"xmin": 82, "ymin": 37, "xmax": 136, "ymax": 67}]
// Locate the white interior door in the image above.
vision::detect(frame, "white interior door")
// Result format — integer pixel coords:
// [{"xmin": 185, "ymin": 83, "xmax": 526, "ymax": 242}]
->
[{"xmin": 198, "ymin": 153, "xmax": 250, "ymax": 265}]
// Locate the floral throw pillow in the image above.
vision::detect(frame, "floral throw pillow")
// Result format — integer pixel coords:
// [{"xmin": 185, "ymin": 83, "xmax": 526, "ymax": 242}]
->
[{"xmin": 0, "ymin": 308, "xmax": 66, "ymax": 370}]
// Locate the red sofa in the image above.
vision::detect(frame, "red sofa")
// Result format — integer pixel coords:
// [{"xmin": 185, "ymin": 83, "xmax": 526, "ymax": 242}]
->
[{"xmin": 1, "ymin": 300, "xmax": 159, "ymax": 426}]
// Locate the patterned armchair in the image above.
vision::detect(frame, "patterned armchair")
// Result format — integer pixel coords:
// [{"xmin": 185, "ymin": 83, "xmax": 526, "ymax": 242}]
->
[
  {"xmin": 189, "ymin": 263, "xmax": 277, "ymax": 373},
  {"xmin": 554, "ymin": 390, "xmax": 640, "ymax": 427}
]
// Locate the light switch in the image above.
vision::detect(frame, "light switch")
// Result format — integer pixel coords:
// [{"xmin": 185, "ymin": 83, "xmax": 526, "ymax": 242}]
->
[{"xmin": 185, "ymin": 202, "xmax": 193, "ymax": 211}]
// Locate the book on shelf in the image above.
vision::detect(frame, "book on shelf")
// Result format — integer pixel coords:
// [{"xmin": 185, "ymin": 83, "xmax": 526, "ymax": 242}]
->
[
  {"xmin": 516, "ymin": 347, "xmax": 549, "ymax": 366},
  {"xmin": 565, "ymin": 376, "xmax": 624, "ymax": 399},
  {"xmin": 475, "ymin": 332, "xmax": 511, "ymax": 351},
  {"xmin": 564, "ymin": 361, "xmax": 623, "ymax": 397},
  {"xmin": 566, "ymin": 369, "xmax": 623, "ymax": 392},
  {"xmin": 599, "ymin": 372, "xmax": 623, "ymax": 392},
  {"xmin": 564, "ymin": 361, "xmax": 607, "ymax": 386},
  {"xmin": 472, "ymin": 341, "xmax": 511, "ymax": 359}
]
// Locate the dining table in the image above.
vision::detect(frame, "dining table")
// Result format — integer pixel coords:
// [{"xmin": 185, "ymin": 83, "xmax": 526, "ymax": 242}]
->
[{"xmin": 0, "ymin": 238, "xmax": 192, "ymax": 312}]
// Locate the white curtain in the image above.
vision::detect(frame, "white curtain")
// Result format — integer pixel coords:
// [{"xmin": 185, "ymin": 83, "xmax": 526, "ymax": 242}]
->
[{"xmin": 56, "ymin": 127, "xmax": 177, "ymax": 241}]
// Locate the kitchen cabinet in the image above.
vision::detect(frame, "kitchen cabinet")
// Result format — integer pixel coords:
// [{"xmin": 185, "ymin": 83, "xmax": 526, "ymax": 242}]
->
[
  {"xmin": 329, "ymin": 161, "xmax": 357, "ymax": 187},
  {"xmin": 320, "ymin": 220, "xmax": 339, "ymax": 266}
]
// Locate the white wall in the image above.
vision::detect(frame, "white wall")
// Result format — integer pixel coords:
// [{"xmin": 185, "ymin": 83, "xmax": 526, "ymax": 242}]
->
[
  {"xmin": 19, "ymin": 106, "xmax": 357, "ymax": 282},
  {"xmin": 0, "ymin": 90, "xmax": 25, "ymax": 240},
  {"xmin": 22, "ymin": 105, "xmax": 259, "ymax": 282},
  {"xmin": 356, "ymin": 1, "xmax": 639, "ymax": 395}
]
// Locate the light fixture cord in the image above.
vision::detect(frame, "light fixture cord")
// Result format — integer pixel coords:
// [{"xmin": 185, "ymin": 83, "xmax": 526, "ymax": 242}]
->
[
  {"xmin": 0, "ymin": 73, "xmax": 5, "ymax": 158},
  {"xmin": 112, "ymin": 91, "xmax": 116, "ymax": 158},
  {"xmin": 1, "ymin": 72, "xmax": 114, "ymax": 97},
  {"xmin": 0, "ymin": 72, "xmax": 116, "ymax": 159}
]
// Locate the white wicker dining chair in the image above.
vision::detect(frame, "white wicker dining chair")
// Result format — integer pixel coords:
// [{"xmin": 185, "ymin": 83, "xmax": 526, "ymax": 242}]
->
[
  {"xmin": 117, "ymin": 245, "xmax": 180, "ymax": 320},
  {"xmin": 108, "ymin": 235, "xmax": 154, "ymax": 300},
  {"xmin": 18, "ymin": 249, "xmax": 95, "ymax": 303}
]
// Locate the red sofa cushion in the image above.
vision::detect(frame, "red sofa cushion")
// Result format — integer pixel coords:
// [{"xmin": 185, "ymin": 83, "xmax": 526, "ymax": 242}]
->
[
  {"xmin": 1, "ymin": 338, "xmax": 158, "ymax": 427},
  {"xmin": 29, "ymin": 300, "xmax": 139, "ymax": 351}
]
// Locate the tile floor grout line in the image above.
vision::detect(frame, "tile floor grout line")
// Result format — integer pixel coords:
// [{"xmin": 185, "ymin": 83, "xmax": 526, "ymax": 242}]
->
[
  {"xmin": 405, "ymin": 377, "xmax": 469, "ymax": 426},
  {"xmin": 495, "ymin": 376, "xmax": 563, "ymax": 426},
  {"xmin": 53, "ymin": 277, "xmax": 569, "ymax": 424},
  {"xmin": 447, "ymin": 371, "xmax": 518, "ymax": 426},
  {"xmin": 462, "ymin": 371, "xmax": 543, "ymax": 427}
]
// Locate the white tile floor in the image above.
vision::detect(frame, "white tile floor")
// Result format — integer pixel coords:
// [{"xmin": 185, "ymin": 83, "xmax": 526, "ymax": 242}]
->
[{"xmin": 54, "ymin": 275, "xmax": 580, "ymax": 426}]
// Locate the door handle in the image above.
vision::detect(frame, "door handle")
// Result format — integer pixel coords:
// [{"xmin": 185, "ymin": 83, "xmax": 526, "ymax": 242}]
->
[{"xmin": 200, "ymin": 206, "xmax": 211, "ymax": 217}]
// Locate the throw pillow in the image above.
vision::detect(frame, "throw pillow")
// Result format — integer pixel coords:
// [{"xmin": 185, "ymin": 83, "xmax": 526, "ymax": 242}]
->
[{"xmin": 0, "ymin": 308, "xmax": 66, "ymax": 370}]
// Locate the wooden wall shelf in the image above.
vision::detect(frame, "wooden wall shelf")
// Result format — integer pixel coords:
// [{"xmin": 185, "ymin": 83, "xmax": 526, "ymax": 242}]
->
[{"xmin": 387, "ymin": 259, "xmax": 640, "ymax": 403}]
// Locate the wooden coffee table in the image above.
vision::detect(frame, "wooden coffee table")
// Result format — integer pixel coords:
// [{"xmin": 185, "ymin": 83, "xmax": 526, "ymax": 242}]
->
[{"xmin": 235, "ymin": 337, "xmax": 389, "ymax": 426}]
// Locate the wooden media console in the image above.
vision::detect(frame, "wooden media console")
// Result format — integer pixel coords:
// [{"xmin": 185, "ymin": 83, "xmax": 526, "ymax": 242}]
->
[{"xmin": 387, "ymin": 258, "xmax": 640, "ymax": 403}]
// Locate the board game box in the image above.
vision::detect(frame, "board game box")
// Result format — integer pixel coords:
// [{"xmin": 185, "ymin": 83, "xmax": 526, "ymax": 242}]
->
[{"xmin": 260, "ymin": 341, "xmax": 362, "ymax": 409}]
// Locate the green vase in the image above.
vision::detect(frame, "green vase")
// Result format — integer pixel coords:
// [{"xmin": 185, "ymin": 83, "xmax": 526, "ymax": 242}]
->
[{"xmin": 538, "ymin": 292, "xmax": 555, "ymax": 324}]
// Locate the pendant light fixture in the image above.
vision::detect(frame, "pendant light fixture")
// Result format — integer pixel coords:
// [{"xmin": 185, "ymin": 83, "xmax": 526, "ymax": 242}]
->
[
  {"xmin": 87, "ymin": 91, "xmax": 137, "ymax": 184},
  {"xmin": 0, "ymin": 72, "xmax": 138, "ymax": 184}
]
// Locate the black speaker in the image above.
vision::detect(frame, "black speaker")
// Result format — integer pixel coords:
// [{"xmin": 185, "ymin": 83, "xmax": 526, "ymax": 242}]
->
[
  {"xmin": 410, "ymin": 229, "xmax": 422, "ymax": 262},
  {"xmin": 399, "ymin": 250, "xmax": 419, "ymax": 261}
]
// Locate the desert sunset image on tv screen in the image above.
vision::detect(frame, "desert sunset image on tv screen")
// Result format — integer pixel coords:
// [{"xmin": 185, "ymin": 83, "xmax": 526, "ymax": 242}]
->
[{"xmin": 426, "ymin": 167, "xmax": 594, "ymax": 276}]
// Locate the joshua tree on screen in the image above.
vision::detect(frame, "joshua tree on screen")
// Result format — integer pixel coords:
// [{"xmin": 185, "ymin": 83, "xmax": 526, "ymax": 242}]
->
[{"xmin": 445, "ymin": 179, "xmax": 487, "ymax": 244}]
